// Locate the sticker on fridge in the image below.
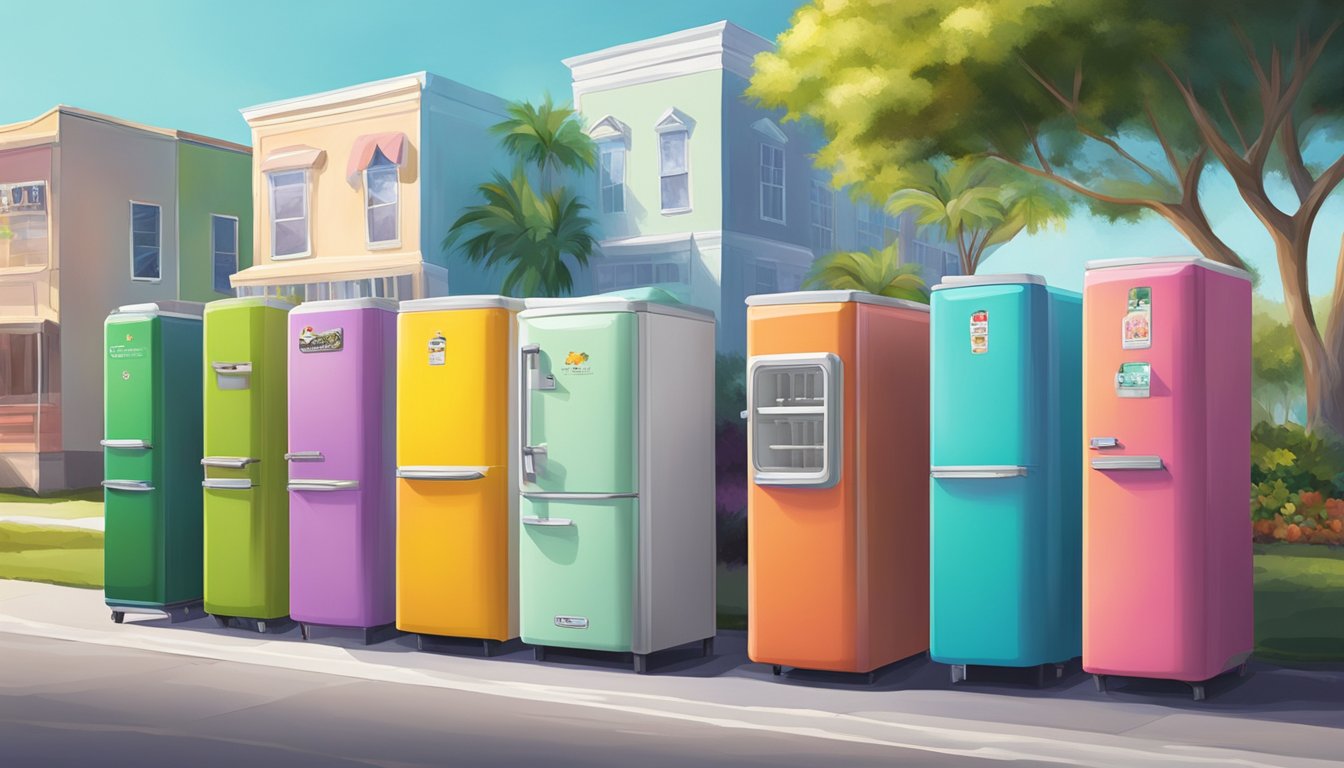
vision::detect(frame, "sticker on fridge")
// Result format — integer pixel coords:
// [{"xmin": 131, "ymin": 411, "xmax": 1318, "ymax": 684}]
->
[
  {"xmin": 561, "ymin": 350, "xmax": 592, "ymax": 375},
  {"xmin": 1122, "ymin": 287, "xmax": 1152, "ymax": 349},
  {"xmin": 298, "ymin": 325, "xmax": 343, "ymax": 353},
  {"xmin": 969, "ymin": 310, "xmax": 988, "ymax": 355},
  {"xmin": 428, "ymin": 332, "xmax": 446, "ymax": 366},
  {"xmin": 1115, "ymin": 361, "xmax": 1151, "ymax": 398}
]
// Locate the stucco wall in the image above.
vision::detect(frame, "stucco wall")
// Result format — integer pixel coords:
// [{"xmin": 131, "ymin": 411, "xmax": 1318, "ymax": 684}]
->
[{"xmin": 178, "ymin": 141, "xmax": 253, "ymax": 301}]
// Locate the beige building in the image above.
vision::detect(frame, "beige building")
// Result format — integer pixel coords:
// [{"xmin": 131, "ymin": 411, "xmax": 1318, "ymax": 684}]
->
[{"xmin": 232, "ymin": 73, "xmax": 510, "ymax": 299}]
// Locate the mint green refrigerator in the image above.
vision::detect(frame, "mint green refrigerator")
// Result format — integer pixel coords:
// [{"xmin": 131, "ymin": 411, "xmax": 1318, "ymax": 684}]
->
[{"xmin": 517, "ymin": 289, "xmax": 717, "ymax": 673}]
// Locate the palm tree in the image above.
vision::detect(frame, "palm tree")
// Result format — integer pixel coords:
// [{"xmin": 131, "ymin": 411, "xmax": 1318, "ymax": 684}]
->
[
  {"xmin": 445, "ymin": 170, "xmax": 595, "ymax": 297},
  {"xmin": 887, "ymin": 157, "xmax": 1069, "ymax": 275},
  {"xmin": 446, "ymin": 97, "xmax": 600, "ymax": 297},
  {"xmin": 490, "ymin": 95, "xmax": 597, "ymax": 193},
  {"xmin": 802, "ymin": 245, "xmax": 929, "ymax": 302}
]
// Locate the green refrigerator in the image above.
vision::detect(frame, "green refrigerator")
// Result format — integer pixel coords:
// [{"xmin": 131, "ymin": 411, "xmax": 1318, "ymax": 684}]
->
[
  {"xmin": 202, "ymin": 297, "xmax": 295, "ymax": 632},
  {"xmin": 103, "ymin": 301, "xmax": 205, "ymax": 623}
]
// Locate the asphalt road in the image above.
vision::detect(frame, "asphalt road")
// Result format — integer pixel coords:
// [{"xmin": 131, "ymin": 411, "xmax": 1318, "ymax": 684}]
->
[{"xmin": 0, "ymin": 633, "xmax": 1058, "ymax": 768}]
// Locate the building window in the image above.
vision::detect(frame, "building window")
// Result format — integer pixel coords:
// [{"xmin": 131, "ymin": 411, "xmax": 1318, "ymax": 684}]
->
[
  {"xmin": 593, "ymin": 256, "xmax": 688, "ymax": 294},
  {"xmin": 809, "ymin": 180, "xmax": 834, "ymax": 253},
  {"xmin": 130, "ymin": 202, "xmax": 161, "ymax": 281},
  {"xmin": 856, "ymin": 203, "xmax": 883, "ymax": 251},
  {"xmin": 211, "ymin": 214, "xmax": 239, "ymax": 294},
  {"xmin": 884, "ymin": 212, "xmax": 901, "ymax": 247},
  {"xmin": 269, "ymin": 169, "xmax": 309, "ymax": 259},
  {"xmin": 944, "ymin": 251, "xmax": 960, "ymax": 277},
  {"xmin": 659, "ymin": 130, "xmax": 690, "ymax": 212},
  {"xmin": 760, "ymin": 144, "xmax": 785, "ymax": 223},
  {"xmin": 599, "ymin": 143, "xmax": 627, "ymax": 214},
  {"xmin": 364, "ymin": 149, "xmax": 399, "ymax": 247},
  {"xmin": 0, "ymin": 181, "xmax": 49, "ymax": 269},
  {"xmin": 753, "ymin": 261, "xmax": 778, "ymax": 294}
]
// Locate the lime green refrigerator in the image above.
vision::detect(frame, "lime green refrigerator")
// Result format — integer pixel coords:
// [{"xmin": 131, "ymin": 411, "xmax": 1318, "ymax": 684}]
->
[
  {"xmin": 103, "ymin": 302, "xmax": 205, "ymax": 624},
  {"xmin": 202, "ymin": 297, "xmax": 295, "ymax": 632}
]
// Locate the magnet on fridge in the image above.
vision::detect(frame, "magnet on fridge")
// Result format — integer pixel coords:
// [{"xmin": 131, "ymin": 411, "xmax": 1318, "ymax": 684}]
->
[{"xmin": 1115, "ymin": 361, "xmax": 1151, "ymax": 398}]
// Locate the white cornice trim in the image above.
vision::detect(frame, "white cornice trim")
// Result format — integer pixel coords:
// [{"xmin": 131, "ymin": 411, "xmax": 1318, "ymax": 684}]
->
[
  {"xmin": 565, "ymin": 21, "xmax": 774, "ymax": 100},
  {"xmin": 724, "ymin": 230, "xmax": 816, "ymax": 265},
  {"xmin": 751, "ymin": 118, "xmax": 788, "ymax": 144},
  {"xmin": 241, "ymin": 73, "xmax": 429, "ymax": 123}
]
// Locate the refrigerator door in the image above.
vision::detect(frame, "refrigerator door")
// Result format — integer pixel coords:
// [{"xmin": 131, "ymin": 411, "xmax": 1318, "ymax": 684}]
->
[
  {"xmin": 104, "ymin": 315, "xmax": 164, "ymax": 606},
  {"xmin": 519, "ymin": 312, "xmax": 637, "ymax": 494},
  {"xmin": 930, "ymin": 282, "xmax": 1046, "ymax": 468},
  {"xmin": 1083, "ymin": 265, "xmax": 1202, "ymax": 678},
  {"xmin": 518, "ymin": 497, "xmax": 638, "ymax": 651},
  {"xmin": 930, "ymin": 473, "xmax": 1049, "ymax": 665},
  {"xmin": 396, "ymin": 306, "xmax": 514, "ymax": 639},
  {"xmin": 288, "ymin": 307, "xmax": 392, "ymax": 628},
  {"xmin": 203, "ymin": 302, "xmax": 289, "ymax": 619},
  {"xmin": 748, "ymin": 353, "xmax": 842, "ymax": 488}
]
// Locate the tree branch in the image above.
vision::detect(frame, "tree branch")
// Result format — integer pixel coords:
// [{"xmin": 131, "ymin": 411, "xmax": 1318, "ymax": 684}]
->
[
  {"xmin": 1280, "ymin": 114, "xmax": 1315, "ymax": 203},
  {"xmin": 1145, "ymin": 98, "xmax": 1186, "ymax": 179},
  {"xmin": 1294, "ymin": 153, "xmax": 1344, "ymax": 235},
  {"xmin": 986, "ymin": 153, "xmax": 1164, "ymax": 210},
  {"xmin": 1218, "ymin": 86, "xmax": 1250, "ymax": 152}
]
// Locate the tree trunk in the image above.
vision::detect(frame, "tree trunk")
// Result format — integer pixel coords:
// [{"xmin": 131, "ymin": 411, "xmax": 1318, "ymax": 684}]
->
[{"xmin": 1272, "ymin": 233, "xmax": 1344, "ymax": 437}]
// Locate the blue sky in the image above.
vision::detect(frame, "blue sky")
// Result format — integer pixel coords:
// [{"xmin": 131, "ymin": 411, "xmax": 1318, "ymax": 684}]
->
[{"xmin": 5, "ymin": 0, "xmax": 1337, "ymax": 303}]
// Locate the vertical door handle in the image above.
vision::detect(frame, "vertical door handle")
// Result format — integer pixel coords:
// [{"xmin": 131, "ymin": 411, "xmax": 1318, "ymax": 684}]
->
[{"xmin": 520, "ymin": 343, "xmax": 553, "ymax": 487}]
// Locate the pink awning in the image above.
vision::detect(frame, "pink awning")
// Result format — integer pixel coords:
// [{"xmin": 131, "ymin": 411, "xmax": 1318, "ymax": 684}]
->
[{"xmin": 347, "ymin": 132, "xmax": 407, "ymax": 182}]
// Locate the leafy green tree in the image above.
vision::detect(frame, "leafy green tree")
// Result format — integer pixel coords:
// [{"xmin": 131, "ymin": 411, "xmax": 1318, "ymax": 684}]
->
[
  {"xmin": 802, "ymin": 245, "xmax": 930, "ymax": 302},
  {"xmin": 750, "ymin": 0, "xmax": 1344, "ymax": 436},
  {"xmin": 887, "ymin": 158, "xmax": 1069, "ymax": 274},
  {"xmin": 445, "ymin": 98, "xmax": 598, "ymax": 297},
  {"xmin": 1253, "ymin": 304, "xmax": 1305, "ymax": 424}
]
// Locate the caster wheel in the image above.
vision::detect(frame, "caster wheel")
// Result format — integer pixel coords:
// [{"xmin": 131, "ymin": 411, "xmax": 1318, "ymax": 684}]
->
[
  {"xmin": 111, "ymin": 611, "xmax": 125, "ymax": 625},
  {"xmin": 1192, "ymin": 684, "xmax": 1206, "ymax": 702},
  {"xmin": 1093, "ymin": 674, "xmax": 1107, "ymax": 693},
  {"xmin": 534, "ymin": 646, "xmax": 546, "ymax": 662},
  {"xmin": 211, "ymin": 615, "xmax": 229, "ymax": 629},
  {"xmin": 633, "ymin": 654, "xmax": 649, "ymax": 674},
  {"xmin": 771, "ymin": 664, "xmax": 782, "ymax": 676}
]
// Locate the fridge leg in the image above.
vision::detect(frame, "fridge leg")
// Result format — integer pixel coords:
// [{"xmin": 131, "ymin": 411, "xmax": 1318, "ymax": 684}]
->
[
  {"xmin": 533, "ymin": 646, "xmax": 546, "ymax": 662},
  {"xmin": 110, "ymin": 611, "xmax": 125, "ymax": 625},
  {"xmin": 633, "ymin": 654, "xmax": 649, "ymax": 674},
  {"xmin": 210, "ymin": 615, "xmax": 230, "ymax": 629},
  {"xmin": 482, "ymin": 640, "xmax": 498, "ymax": 658},
  {"xmin": 1191, "ymin": 684, "xmax": 1206, "ymax": 702},
  {"xmin": 771, "ymin": 665, "xmax": 783, "ymax": 676},
  {"xmin": 702, "ymin": 637, "xmax": 715, "ymax": 657},
  {"xmin": 1055, "ymin": 663, "xmax": 1066, "ymax": 679},
  {"xmin": 1237, "ymin": 662, "xmax": 1249, "ymax": 678},
  {"xmin": 950, "ymin": 665, "xmax": 967, "ymax": 684},
  {"xmin": 1093, "ymin": 674, "xmax": 1107, "ymax": 693},
  {"xmin": 415, "ymin": 635, "xmax": 425, "ymax": 653},
  {"xmin": 865, "ymin": 671, "xmax": 876, "ymax": 685},
  {"xmin": 299, "ymin": 624, "xmax": 310, "ymax": 641},
  {"xmin": 1035, "ymin": 665, "xmax": 1047, "ymax": 688},
  {"xmin": 257, "ymin": 621, "xmax": 269, "ymax": 635}
]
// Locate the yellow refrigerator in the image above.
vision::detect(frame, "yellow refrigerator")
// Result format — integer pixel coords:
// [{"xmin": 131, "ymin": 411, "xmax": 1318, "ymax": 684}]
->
[{"xmin": 395, "ymin": 296, "xmax": 521, "ymax": 654}]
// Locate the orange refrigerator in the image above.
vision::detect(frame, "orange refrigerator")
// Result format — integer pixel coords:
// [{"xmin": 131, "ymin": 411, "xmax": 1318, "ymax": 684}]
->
[{"xmin": 746, "ymin": 290, "xmax": 930, "ymax": 678}]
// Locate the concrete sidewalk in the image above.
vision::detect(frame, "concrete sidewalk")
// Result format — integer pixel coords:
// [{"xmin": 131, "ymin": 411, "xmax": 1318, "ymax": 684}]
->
[{"xmin": 1, "ymin": 579, "xmax": 1341, "ymax": 768}]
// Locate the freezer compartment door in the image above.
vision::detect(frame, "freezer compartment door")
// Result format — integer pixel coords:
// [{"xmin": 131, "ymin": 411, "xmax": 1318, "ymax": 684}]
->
[
  {"xmin": 519, "ymin": 312, "xmax": 637, "ymax": 494},
  {"xmin": 748, "ymin": 353, "xmax": 842, "ymax": 488},
  {"xmin": 930, "ymin": 283, "xmax": 1046, "ymax": 467},
  {"xmin": 519, "ymin": 496, "xmax": 637, "ymax": 651},
  {"xmin": 103, "ymin": 482, "xmax": 164, "ymax": 605},
  {"xmin": 397, "ymin": 470, "xmax": 513, "ymax": 640},
  {"xmin": 204, "ymin": 484, "xmax": 288, "ymax": 618},
  {"xmin": 930, "ymin": 472, "xmax": 1055, "ymax": 666}
]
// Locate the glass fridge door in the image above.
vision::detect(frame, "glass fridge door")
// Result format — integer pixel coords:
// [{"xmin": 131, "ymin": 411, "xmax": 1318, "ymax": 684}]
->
[{"xmin": 748, "ymin": 352, "xmax": 842, "ymax": 488}]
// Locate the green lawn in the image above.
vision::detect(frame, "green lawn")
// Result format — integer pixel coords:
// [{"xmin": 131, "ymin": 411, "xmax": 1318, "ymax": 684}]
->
[
  {"xmin": 1254, "ymin": 543, "xmax": 1344, "ymax": 662},
  {"xmin": 0, "ymin": 488, "xmax": 102, "ymax": 505},
  {"xmin": 0, "ymin": 522, "xmax": 103, "ymax": 589}
]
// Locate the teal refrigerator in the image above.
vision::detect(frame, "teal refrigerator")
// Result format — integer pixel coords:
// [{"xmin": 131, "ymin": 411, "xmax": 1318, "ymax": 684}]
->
[
  {"xmin": 928, "ymin": 274, "xmax": 1081, "ymax": 684},
  {"xmin": 103, "ymin": 301, "xmax": 205, "ymax": 624}
]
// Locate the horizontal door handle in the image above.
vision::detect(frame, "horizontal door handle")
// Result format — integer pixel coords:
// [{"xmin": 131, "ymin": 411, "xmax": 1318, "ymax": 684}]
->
[
  {"xmin": 103, "ymin": 480, "xmax": 155, "ymax": 492},
  {"xmin": 930, "ymin": 465, "xmax": 1028, "ymax": 479},
  {"xmin": 203, "ymin": 478, "xmax": 254, "ymax": 490},
  {"xmin": 396, "ymin": 466, "xmax": 487, "ymax": 481},
  {"xmin": 1091, "ymin": 456, "xmax": 1164, "ymax": 471},
  {"xmin": 1089, "ymin": 437, "xmax": 1120, "ymax": 449},
  {"xmin": 520, "ymin": 491, "xmax": 638, "ymax": 500},
  {"xmin": 522, "ymin": 516, "xmax": 573, "ymax": 527},
  {"xmin": 202, "ymin": 456, "xmax": 259, "ymax": 469},
  {"xmin": 288, "ymin": 480, "xmax": 359, "ymax": 491},
  {"xmin": 211, "ymin": 362, "xmax": 252, "ymax": 374},
  {"xmin": 285, "ymin": 451, "xmax": 324, "ymax": 462},
  {"xmin": 101, "ymin": 439, "xmax": 151, "ymax": 450}
]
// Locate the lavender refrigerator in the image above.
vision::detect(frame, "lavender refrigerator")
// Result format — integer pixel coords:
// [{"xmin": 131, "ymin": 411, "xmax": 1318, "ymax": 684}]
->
[{"xmin": 286, "ymin": 298, "xmax": 398, "ymax": 643}]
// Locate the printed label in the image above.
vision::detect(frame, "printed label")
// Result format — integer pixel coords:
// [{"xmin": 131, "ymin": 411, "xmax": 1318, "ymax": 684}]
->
[
  {"xmin": 554, "ymin": 615, "xmax": 589, "ymax": 629},
  {"xmin": 428, "ymin": 332, "xmax": 446, "ymax": 366},
  {"xmin": 561, "ymin": 350, "xmax": 592, "ymax": 375},
  {"xmin": 298, "ymin": 325, "xmax": 343, "ymax": 354},
  {"xmin": 970, "ymin": 310, "xmax": 989, "ymax": 355},
  {"xmin": 108, "ymin": 344, "xmax": 146, "ymax": 360},
  {"xmin": 1122, "ymin": 287, "xmax": 1152, "ymax": 349},
  {"xmin": 1116, "ymin": 361, "xmax": 1151, "ymax": 398}
]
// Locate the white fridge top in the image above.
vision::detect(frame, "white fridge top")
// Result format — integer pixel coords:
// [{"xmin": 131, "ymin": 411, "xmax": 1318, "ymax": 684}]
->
[
  {"xmin": 400, "ymin": 295, "xmax": 525, "ymax": 313},
  {"xmin": 930, "ymin": 274, "xmax": 1046, "ymax": 291},
  {"xmin": 522, "ymin": 295, "xmax": 715, "ymax": 323},
  {"xmin": 1085, "ymin": 255, "xmax": 1251, "ymax": 282},
  {"xmin": 290, "ymin": 297, "xmax": 398, "ymax": 315},
  {"xmin": 204, "ymin": 296, "xmax": 298, "ymax": 313},
  {"xmin": 111, "ymin": 301, "xmax": 204, "ymax": 320},
  {"xmin": 745, "ymin": 290, "xmax": 929, "ymax": 312}
]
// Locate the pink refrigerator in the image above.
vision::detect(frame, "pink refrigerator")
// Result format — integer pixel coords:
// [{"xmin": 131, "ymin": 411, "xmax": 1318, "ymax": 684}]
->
[
  {"xmin": 286, "ymin": 298, "xmax": 398, "ymax": 644},
  {"xmin": 1082, "ymin": 256, "xmax": 1252, "ymax": 701}
]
